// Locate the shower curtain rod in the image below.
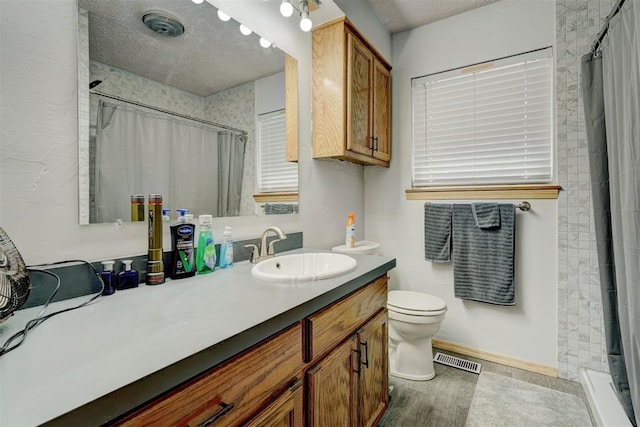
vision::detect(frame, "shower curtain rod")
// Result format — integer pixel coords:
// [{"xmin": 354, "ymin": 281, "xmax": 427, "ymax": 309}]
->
[
  {"xmin": 90, "ymin": 91, "xmax": 248, "ymax": 136},
  {"xmin": 590, "ymin": 0, "xmax": 627, "ymax": 54}
]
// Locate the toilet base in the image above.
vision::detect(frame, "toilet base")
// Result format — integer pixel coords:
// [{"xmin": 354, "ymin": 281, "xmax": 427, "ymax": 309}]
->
[
  {"xmin": 388, "ymin": 336, "xmax": 436, "ymax": 381},
  {"xmin": 390, "ymin": 369, "xmax": 435, "ymax": 381}
]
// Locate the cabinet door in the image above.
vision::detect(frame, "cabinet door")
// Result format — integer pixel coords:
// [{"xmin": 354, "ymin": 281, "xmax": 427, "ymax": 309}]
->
[
  {"xmin": 346, "ymin": 31, "xmax": 374, "ymax": 158},
  {"xmin": 307, "ymin": 336, "xmax": 358, "ymax": 427},
  {"xmin": 357, "ymin": 310, "xmax": 388, "ymax": 427},
  {"xmin": 245, "ymin": 381, "xmax": 304, "ymax": 427},
  {"xmin": 372, "ymin": 60, "xmax": 391, "ymax": 162}
]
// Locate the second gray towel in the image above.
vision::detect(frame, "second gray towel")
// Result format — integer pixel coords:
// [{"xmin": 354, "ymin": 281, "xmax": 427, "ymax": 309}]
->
[
  {"xmin": 424, "ymin": 203, "xmax": 453, "ymax": 262},
  {"xmin": 452, "ymin": 204, "xmax": 516, "ymax": 305},
  {"xmin": 471, "ymin": 203, "xmax": 501, "ymax": 228}
]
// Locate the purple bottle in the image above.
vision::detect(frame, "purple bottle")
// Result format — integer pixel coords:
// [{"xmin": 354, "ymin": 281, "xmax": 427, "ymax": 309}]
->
[
  {"xmin": 100, "ymin": 260, "xmax": 116, "ymax": 296},
  {"xmin": 117, "ymin": 259, "xmax": 139, "ymax": 290}
]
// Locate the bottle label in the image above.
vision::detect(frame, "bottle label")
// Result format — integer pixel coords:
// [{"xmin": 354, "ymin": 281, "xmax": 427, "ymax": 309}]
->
[{"xmin": 203, "ymin": 239, "xmax": 216, "ymax": 269}]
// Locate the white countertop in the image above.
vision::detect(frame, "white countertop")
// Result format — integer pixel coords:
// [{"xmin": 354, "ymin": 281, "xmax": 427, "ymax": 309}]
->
[{"xmin": 0, "ymin": 249, "xmax": 394, "ymax": 426}]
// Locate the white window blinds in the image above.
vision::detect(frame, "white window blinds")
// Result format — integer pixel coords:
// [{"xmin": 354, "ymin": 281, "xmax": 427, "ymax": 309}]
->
[
  {"xmin": 412, "ymin": 48, "xmax": 554, "ymax": 187},
  {"xmin": 257, "ymin": 110, "xmax": 298, "ymax": 192}
]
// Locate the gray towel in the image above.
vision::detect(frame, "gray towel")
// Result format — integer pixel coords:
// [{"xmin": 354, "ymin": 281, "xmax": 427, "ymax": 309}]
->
[
  {"xmin": 264, "ymin": 203, "xmax": 299, "ymax": 215},
  {"xmin": 452, "ymin": 204, "xmax": 515, "ymax": 305},
  {"xmin": 471, "ymin": 203, "xmax": 501, "ymax": 228},
  {"xmin": 424, "ymin": 203, "xmax": 453, "ymax": 262}
]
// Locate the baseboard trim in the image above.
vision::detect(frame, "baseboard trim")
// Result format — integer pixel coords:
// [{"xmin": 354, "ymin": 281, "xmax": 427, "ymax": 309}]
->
[{"xmin": 432, "ymin": 339, "xmax": 558, "ymax": 378}]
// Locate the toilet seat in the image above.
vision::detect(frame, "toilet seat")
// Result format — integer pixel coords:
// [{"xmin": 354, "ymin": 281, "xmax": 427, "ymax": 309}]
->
[{"xmin": 387, "ymin": 290, "xmax": 447, "ymax": 316}]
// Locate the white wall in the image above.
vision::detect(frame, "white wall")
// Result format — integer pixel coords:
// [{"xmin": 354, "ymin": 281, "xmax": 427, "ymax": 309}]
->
[
  {"xmin": 365, "ymin": 0, "xmax": 559, "ymax": 367},
  {"xmin": 255, "ymin": 72, "xmax": 285, "ymax": 116},
  {"xmin": 0, "ymin": 0, "xmax": 300, "ymax": 264},
  {"xmin": 333, "ymin": 0, "xmax": 391, "ymax": 62}
]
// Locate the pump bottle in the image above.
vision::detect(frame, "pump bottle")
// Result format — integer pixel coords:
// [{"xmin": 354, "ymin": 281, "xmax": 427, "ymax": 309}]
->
[
  {"xmin": 169, "ymin": 209, "xmax": 196, "ymax": 280},
  {"xmin": 219, "ymin": 226, "xmax": 234, "ymax": 268}
]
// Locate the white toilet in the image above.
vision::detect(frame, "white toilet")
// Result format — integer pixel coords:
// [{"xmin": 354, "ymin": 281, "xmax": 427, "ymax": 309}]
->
[{"xmin": 387, "ymin": 290, "xmax": 447, "ymax": 381}]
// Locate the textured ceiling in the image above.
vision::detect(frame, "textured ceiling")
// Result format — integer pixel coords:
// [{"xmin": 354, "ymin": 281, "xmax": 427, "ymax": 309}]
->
[
  {"xmin": 365, "ymin": 0, "xmax": 501, "ymax": 34},
  {"xmin": 79, "ymin": 0, "xmax": 285, "ymax": 97}
]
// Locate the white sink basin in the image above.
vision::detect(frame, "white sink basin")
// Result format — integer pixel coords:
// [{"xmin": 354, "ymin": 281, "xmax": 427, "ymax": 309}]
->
[{"xmin": 251, "ymin": 253, "xmax": 357, "ymax": 283}]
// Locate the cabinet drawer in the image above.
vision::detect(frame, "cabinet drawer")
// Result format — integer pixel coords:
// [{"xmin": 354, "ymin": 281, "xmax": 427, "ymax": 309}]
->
[
  {"xmin": 305, "ymin": 276, "xmax": 387, "ymax": 362},
  {"xmin": 117, "ymin": 323, "xmax": 303, "ymax": 427}
]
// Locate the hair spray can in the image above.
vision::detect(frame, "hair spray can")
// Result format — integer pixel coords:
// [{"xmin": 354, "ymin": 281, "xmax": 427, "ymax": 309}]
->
[{"xmin": 147, "ymin": 194, "xmax": 165, "ymax": 285}]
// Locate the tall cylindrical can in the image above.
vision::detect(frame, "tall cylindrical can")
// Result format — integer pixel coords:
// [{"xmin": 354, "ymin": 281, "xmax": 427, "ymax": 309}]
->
[
  {"xmin": 147, "ymin": 194, "xmax": 165, "ymax": 285},
  {"xmin": 131, "ymin": 195, "xmax": 145, "ymax": 222}
]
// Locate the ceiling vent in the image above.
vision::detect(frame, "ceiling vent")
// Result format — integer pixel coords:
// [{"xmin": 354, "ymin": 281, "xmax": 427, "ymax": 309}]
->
[{"xmin": 142, "ymin": 12, "xmax": 185, "ymax": 37}]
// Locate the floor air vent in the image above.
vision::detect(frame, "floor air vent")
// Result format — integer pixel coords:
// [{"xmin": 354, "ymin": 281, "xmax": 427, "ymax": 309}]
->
[{"xmin": 434, "ymin": 352, "xmax": 481, "ymax": 374}]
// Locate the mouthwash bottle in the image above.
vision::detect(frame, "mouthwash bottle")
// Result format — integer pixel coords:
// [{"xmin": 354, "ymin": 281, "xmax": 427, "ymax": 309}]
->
[{"xmin": 196, "ymin": 214, "xmax": 216, "ymax": 274}]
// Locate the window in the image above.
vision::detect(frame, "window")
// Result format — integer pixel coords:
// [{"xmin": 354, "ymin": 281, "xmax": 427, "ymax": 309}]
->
[
  {"xmin": 412, "ymin": 48, "xmax": 553, "ymax": 187},
  {"xmin": 256, "ymin": 110, "xmax": 298, "ymax": 193}
]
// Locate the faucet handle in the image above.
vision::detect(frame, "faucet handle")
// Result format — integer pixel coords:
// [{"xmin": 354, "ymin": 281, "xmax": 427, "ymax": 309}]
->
[{"xmin": 244, "ymin": 244, "xmax": 259, "ymax": 263}]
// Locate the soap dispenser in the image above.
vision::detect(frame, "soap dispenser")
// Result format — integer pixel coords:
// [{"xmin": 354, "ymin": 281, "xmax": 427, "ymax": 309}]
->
[
  {"xmin": 219, "ymin": 226, "xmax": 233, "ymax": 269},
  {"xmin": 100, "ymin": 260, "xmax": 116, "ymax": 296},
  {"xmin": 117, "ymin": 260, "xmax": 139, "ymax": 290}
]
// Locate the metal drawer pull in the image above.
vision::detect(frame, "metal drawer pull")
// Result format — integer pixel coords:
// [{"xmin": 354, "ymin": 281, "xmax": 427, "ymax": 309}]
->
[
  {"xmin": 361, "ymin": 341, "xmax": 369, "ymax": 369},
  {"xmin": 199, "ymin": 401, "xmax": 235, "ymax": 427},
  {"xmin": 353, "ymin": 348, "xmax": 362, "ymax": 375}
]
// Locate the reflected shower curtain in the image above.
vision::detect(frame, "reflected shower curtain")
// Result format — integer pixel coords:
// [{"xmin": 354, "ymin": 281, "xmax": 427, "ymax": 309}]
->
[
  {"xmin": 217, "ymin": 132, "xmax": 246, "ymax": 217},
  {"xmin": 581, "ymin": 1, "xmax": 640, "ymax": 425},
  {"xmin": 94, "ymin": 101, "xmax": 219, "ymax": 222}
]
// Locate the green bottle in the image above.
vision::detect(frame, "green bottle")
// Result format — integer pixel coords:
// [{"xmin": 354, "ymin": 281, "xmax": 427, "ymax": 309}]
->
[{"xmin": 196, "ymin": 214, "xmax": 216, "ymax": 274}]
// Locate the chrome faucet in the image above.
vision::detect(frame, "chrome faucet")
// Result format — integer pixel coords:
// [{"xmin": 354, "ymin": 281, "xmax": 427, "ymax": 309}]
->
[{"xmin": 244, "ymin": 226, "xmax": 288, "ymax": 263}]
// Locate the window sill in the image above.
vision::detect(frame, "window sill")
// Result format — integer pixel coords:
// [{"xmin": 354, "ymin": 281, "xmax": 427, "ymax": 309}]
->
[
  {"xmin": 253, "ymin": 192, "xmax": 299, "ymax": 203},
  {"xmin": 405, "ymin": 185, "xmax": 561, "ymax": 200}
]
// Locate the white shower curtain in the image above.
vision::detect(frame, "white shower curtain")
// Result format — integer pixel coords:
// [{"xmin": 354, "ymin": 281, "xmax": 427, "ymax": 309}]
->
[{"xmin": 94, "ymin": 101, "xmax": 219, "ymax": 222}]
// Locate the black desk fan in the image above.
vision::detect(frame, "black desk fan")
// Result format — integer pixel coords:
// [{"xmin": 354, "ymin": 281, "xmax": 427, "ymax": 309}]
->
[{"xmin": 0, "ymin": 226, "xmax": 30, "ymax": 323}]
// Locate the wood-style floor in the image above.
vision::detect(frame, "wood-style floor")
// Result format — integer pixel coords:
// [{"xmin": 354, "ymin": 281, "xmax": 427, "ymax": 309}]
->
[{"xmin": 379, "ymin": 349, "xmax": 591, "ymax": 427}]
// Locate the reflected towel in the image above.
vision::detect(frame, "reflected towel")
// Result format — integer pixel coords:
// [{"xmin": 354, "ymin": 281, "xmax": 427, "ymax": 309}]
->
[
  {"xmin": 424, "ymin": 203, "xmax": 453, "ymax": 262},
  {"xmin": 452, "ymin": 204, "xmax": 515, "ymax": 305},
  {"xmin": 471, "ymin": 203, "xmax": 501, "ymax": 228},
  {"xmin": 264, "ymin": 204, "xmax": 299, "ymax": 215}
]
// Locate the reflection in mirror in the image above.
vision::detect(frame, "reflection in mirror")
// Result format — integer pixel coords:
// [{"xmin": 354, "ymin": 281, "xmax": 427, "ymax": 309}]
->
[{"xmin": 78, "ymin": 0, "xmax": 298, "ymax": 224}]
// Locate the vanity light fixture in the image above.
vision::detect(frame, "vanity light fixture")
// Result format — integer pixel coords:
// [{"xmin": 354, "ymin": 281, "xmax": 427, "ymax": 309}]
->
[
  {"xmin": 280, "ymin": 0, "xmax": 294, "ymax": 17},
  {"xmin": 239, "ymin": 24, "xmax": 252, "ymax": 36},
  {"xmin": 278, "ymin": 0, "xmax": 318, "ymax": 32},
  {"xmin": 259, "ymin": 37, "xmax": 272, "ymax": 48},
  {"xmin": 191, "ymin": 0, "xmax": 204, "ymax": 4},
  {"xmin": 299, "ymin": 0, "xmax": 312, "ymax": 32},
  {"xmin": 217, "ymin": 10, "xmax": 231, "ymax": 21}
]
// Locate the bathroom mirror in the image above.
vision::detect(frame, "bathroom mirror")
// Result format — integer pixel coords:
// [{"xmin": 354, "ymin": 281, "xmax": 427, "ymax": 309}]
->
[{"xmin": 78, "ymin": 0, "xmax": 298, "ymax": 224}]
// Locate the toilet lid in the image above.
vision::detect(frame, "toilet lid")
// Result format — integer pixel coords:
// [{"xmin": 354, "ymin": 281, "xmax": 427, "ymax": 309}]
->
[{"xmin": 387, "ymin": 290, "xmax": 446, "ymax": 313}]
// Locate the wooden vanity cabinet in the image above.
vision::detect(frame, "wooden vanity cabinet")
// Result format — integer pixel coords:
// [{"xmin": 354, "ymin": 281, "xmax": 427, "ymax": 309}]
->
[
  {"xmin": 312, "ymin": 18, "xmax": 391, "ymax": 167},
  {"xmin": 112, "ymin": 275, "xmax": 388, "ymax": 427},
  {"xmin": 306, "ymin": 276, "xmax": 389, "ymax": 427},
  {"xmin": 114, "ymin": 324, "xmax": 304, "ymax": 427}
]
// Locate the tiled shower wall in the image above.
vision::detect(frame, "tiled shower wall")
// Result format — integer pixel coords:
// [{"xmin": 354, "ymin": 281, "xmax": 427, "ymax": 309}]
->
[{"xmin": 556, "ymin": 0, "xmax": 612, "ymax": 380}]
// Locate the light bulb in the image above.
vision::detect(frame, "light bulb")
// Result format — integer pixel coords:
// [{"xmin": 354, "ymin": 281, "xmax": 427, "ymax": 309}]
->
[
  {"xmin": 217, "ymin": 10, "xmax": 231, "ymax": 21},
  {"xmin": 239, "ymin": 24, "xmax": 252, "ymax": 36},
  {"xmin": 259, "ymin": 37, "xmax": 272, "ymax": 48},
  {"xmin": 191, "ymin": 0, "xmax": 204, "ymax": 4},
  {"xmin": 300, "ymin": 11, "xmax": 312, "ymax": 32},
  {"xmin": 280, "ymin": 0, "xmax": 294, "ymax": 17}
]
